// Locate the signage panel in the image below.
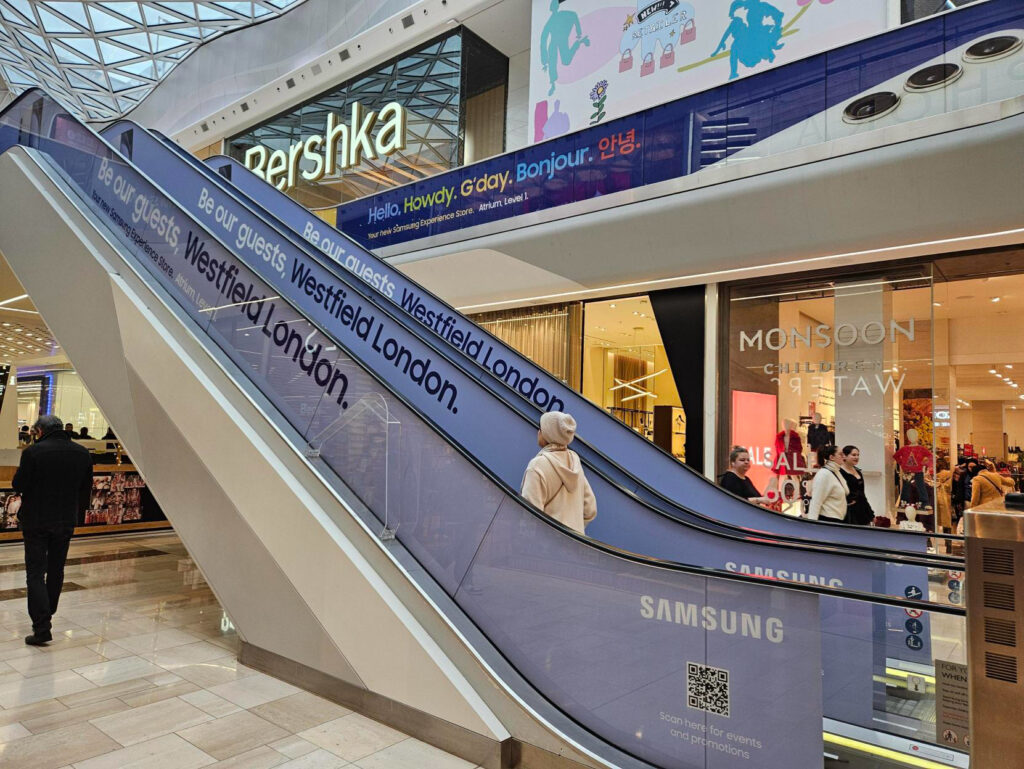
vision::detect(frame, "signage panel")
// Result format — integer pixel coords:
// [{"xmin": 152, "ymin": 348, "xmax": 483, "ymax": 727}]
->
[
  {"xmin": 528, "ymin": 0, "xmax": 888, "ymax": 142},
  {"xmin": 338, "ymin": 0, "xmax": 1024, "ymax": 249}
]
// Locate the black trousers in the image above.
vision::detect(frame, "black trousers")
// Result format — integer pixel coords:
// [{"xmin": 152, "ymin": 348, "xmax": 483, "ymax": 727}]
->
[{"xmin": 22, "ymin": 525, "xmax": 74, "ymax": 634}]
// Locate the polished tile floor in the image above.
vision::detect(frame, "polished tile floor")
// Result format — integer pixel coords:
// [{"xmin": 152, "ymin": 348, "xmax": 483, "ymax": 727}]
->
[{"xmin": 0, "ymin": 532, "xmax": 478, "ymax": 769}]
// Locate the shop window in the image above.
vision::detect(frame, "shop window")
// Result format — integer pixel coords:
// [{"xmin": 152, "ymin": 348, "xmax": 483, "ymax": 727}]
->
[
  {"xmin": 902, "ymin": 0, "xmax": 981, "ymax": 24},
  {"xmin": 582, "ymin": 295, "xmax": 684, "ymax": 457},
  {"xmin": 470, "ymin": 303, "xmax": 582, "ymax": 390},
  {"xmin": 724, "ymin": 272, "xmax": 937, "ymax": 523}
]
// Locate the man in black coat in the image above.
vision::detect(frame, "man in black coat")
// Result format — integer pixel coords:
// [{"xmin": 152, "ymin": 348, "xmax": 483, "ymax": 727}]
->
[{"xmin": 13, "ymin": 414, "xmax": 93, "ymax": 645}]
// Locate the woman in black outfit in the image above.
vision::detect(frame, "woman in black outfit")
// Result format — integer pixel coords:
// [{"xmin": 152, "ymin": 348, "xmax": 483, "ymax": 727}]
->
[
  {"xmin": 719, "ymin": 446, "xmax": 771, "ymax": 505},
  {"xmin": 839, "ymin": 445, "xmax": 874, "ymax": 525}
]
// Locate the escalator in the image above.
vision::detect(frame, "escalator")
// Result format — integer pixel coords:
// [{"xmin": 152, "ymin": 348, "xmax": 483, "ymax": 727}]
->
[
  {"xmin": 99, "ymin": 120, "xmax": 961, "ymax": 586},
  {"xmin": 0, "ymin": 90, "xmax": 969, "ymax": 768},
  {"xmin": 92, "ymin": 120, "xmax": 971, "ymax": 709},
  {"xmin": 193, "ymin": 138, "xmax": 953, "ymax": 557}
]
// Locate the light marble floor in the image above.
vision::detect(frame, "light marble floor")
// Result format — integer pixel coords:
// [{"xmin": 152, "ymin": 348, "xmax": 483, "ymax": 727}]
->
[{"xmin": 0, "ymin": 532, "xmax": 480, "ymax": 769}]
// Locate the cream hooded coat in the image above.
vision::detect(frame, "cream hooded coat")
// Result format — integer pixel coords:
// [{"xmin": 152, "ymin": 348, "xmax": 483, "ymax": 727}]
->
[{"xmin": 521, "ymin": 447, "xmax": 597, "ymax": 534}]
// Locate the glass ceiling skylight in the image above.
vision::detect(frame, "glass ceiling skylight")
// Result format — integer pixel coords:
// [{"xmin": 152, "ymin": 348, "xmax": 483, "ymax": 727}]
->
[{"xmin": 0, "ymin": 1, "xmax": 306, "ymax": 121}]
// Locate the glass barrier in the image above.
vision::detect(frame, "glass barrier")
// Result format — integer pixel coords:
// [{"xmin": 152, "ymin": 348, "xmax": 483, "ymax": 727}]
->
[{"xmin": 0, "ymin": 91, "xmax": 968, "ymax": 766}]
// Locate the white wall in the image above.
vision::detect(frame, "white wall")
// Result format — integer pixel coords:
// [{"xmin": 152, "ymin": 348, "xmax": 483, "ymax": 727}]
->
[
  {"xmin": 126, "ymin": 0, "xmax": 419, "ymax": 137},
  {"xmin": 505, "ymin": 51, "xmax": 530, "ymax": 151}
]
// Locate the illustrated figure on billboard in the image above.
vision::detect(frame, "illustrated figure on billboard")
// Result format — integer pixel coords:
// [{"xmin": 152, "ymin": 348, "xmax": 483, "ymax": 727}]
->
[
  {"xmin": 712, "ymin": 0, "xmax": 786, "ymax": 80},
  {"xmin": 619, "ymin": 2, "xmax": 696, "ymax": 78},
  {"xmin": 540, "ymin": 0, "xmax": 591, "ymax": 95},
  {"xmin": 541, "ymin": 99, "xmax": 571, "ymax": 140}
]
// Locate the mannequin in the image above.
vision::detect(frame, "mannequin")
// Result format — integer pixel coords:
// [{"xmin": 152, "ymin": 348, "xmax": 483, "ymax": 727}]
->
[
  {"xmin": 766, "ymin": 418, "xmax": 807, "ymax": 506},
  {"xmin": 893, "ymin": 428, "xmax": 933, "ymax": 509},
  {"xmin": 807, "ymin": 412, "xmax": 833, "ymax": 457}
]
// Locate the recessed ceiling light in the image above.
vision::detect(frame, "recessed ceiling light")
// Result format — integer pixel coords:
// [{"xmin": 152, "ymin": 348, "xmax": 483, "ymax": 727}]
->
[
  {"xmin": 992, "ymin": 297, "xmax": 1001, "ymax": 302},
  {"xmin": 933, "ymin": 302, "xmax": 942, "ymax": 307},
  {"xmin": 1007, "ymin": 365, "xmax": 1014, "ymax": 369},
  {"xmin": 990, "ymin": 369, "xmax": 998, "ymax": 373},
  {"xmin": 609, "ymin": 304, "xmax": 616, "ymax": 309}
]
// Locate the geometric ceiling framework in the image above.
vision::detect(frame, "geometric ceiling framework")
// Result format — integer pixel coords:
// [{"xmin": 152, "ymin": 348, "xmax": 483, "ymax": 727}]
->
[
  {"xmin": 0, "ymin": 1, "xmax": 305, "ymax": 121},
  {"xmin": 230, "ymin": 32, "xmax": 465, "ymax": 209}
]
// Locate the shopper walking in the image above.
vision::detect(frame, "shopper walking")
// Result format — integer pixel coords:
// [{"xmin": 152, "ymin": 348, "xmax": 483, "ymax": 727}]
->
[
  {"xmin": 521, "ymin": 411, "xmax": 596, "ymax": 535},
  {"xmin": 969, "ymin": 460, "xmax": 1010, "ymax": 510},
  {"xmin": 13, "ymin": 415, "xmax": 93, "ymax": 645},
  {"xmin": 931, "ymin": 459, "xmax": 953, "ymax": 532},
  {"xmin": 839, "ymin": 445, "xmax": 874, "ymax": 525},
  {"xmin": 805, "ymin": 445, "xmax": 849, "ymax": 521}
]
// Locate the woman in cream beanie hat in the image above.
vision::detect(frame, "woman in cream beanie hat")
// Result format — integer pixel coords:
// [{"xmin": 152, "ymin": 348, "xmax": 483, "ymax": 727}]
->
[{"xmin": 521, "ymin": 411, "xmax": 597, "ymax": 534}]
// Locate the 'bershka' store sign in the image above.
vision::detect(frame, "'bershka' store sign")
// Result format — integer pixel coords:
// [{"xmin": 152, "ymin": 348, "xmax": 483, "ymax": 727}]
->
[{"xmin": 244, "ymin": 102, "xmax": 407, "ymax": 192}]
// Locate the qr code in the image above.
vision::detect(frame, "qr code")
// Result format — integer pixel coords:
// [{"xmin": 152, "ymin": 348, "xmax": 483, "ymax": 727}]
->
[{"xmin": 687, "ymin": 662, "xmax": 730, "ymax": 717}]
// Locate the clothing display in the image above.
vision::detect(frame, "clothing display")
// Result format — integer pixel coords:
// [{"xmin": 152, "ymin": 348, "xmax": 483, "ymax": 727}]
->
[
  {"xmin": 772, "ymin": 429, "xmax": 806, "ymax": 476},
  {"xmin": 899, "ymin": 472, "xmax": 930, "ymax": 507},
  {"xmin": 839, "ymin": 467, "xmax": 874, "ymax": 526},
  {"xmin": 807, "ymin": 422, "xmax": 833, "ymax": 452},
  {"xmin": 719, "ymin": 471, "xmax": 761, "ymax": 500},
  {"xmin": 806, "ymin": 462, "xmax": 849, "ymax": 521},
  {"xmin": 893, "ymin": 443, "xmax": 933, "ymax": 473},
  {"xmin": 894, "ymin": 443, "xmax": 933, "ymax": 506}
]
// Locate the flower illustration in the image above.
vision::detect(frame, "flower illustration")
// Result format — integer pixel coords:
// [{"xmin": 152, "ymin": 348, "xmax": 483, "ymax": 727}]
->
[{"xmin": 589, "ymin": 79, "xmax": 608, "ymax": 102}]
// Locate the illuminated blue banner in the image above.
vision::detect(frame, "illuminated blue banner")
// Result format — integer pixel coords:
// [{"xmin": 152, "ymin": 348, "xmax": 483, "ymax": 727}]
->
[{"xmin": 337, "ymin": 0, "xmax": 1024, "ymax": 249}]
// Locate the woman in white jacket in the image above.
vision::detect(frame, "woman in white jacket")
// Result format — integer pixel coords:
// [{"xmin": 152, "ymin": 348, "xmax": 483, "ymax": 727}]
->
[
  {"xmin": 806, "ymin": 445, "xmax": 849, "ymax": 521},
  {"xmin": 521, "ymin": 411, "xmax": 597, "ymax": 535}
]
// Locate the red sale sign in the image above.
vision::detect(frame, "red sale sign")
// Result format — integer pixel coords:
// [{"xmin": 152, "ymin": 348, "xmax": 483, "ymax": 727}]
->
[{"xmin": 731, "ymin": 390, "xmax": 778, "ymax": 493}]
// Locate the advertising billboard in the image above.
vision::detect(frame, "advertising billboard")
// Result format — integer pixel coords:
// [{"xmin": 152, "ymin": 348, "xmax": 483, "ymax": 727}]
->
[{"xmin": 529, "ymin": 0, "xmax": 889, "ymax": 143}]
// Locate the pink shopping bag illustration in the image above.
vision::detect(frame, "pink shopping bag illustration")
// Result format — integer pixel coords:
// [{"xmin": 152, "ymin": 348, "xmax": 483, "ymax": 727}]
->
[{"xmin": 681, "ymin": 19, "xmax": 696, "ymax": 45}]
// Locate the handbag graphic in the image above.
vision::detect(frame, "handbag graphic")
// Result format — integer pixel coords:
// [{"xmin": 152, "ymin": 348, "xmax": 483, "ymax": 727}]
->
[
  {"xmin": 681, "ymin": 19, "xmax": 696, "ymax": 45},
  {"xmin": 660, "ymin": 43, "xmax": 675, "ymax": 68},
  {"xmin": 619, "ymin": 49, "xmax": 633, "ymax": 72},
  {"xmin": 640, "ymin": 52, "xmax": 655, "ymax": 77}
]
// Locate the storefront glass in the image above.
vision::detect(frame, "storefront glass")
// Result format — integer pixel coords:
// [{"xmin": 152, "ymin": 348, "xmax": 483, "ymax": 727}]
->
[
  {"xmin": 471, "ymin": 303, "xmax": 582, "ymax": 390},
  {"xmin": 582, "ymin": 295, "xmax": 684, "ymax": 455},
  {"xmin": 227, "ymin": 29, "xmax": 507, "ymax": 211},
  {"xmin": 468, "ymin": 293, "xmax": 687, "ymax": 455},
  {"xmin": 725, "ymin": 270, "xmax": 936, "ymax": 522},
  {"xmin": 903, "ymin": 0, "xmax": 982, "ymax": 24},
  {"xmin": 723, "ymin": 250, "xmax": 1024, "ymax": 532},
  {"xmin": 17, "ymin": 369, "xmax": 110, "ymax": 435}
]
